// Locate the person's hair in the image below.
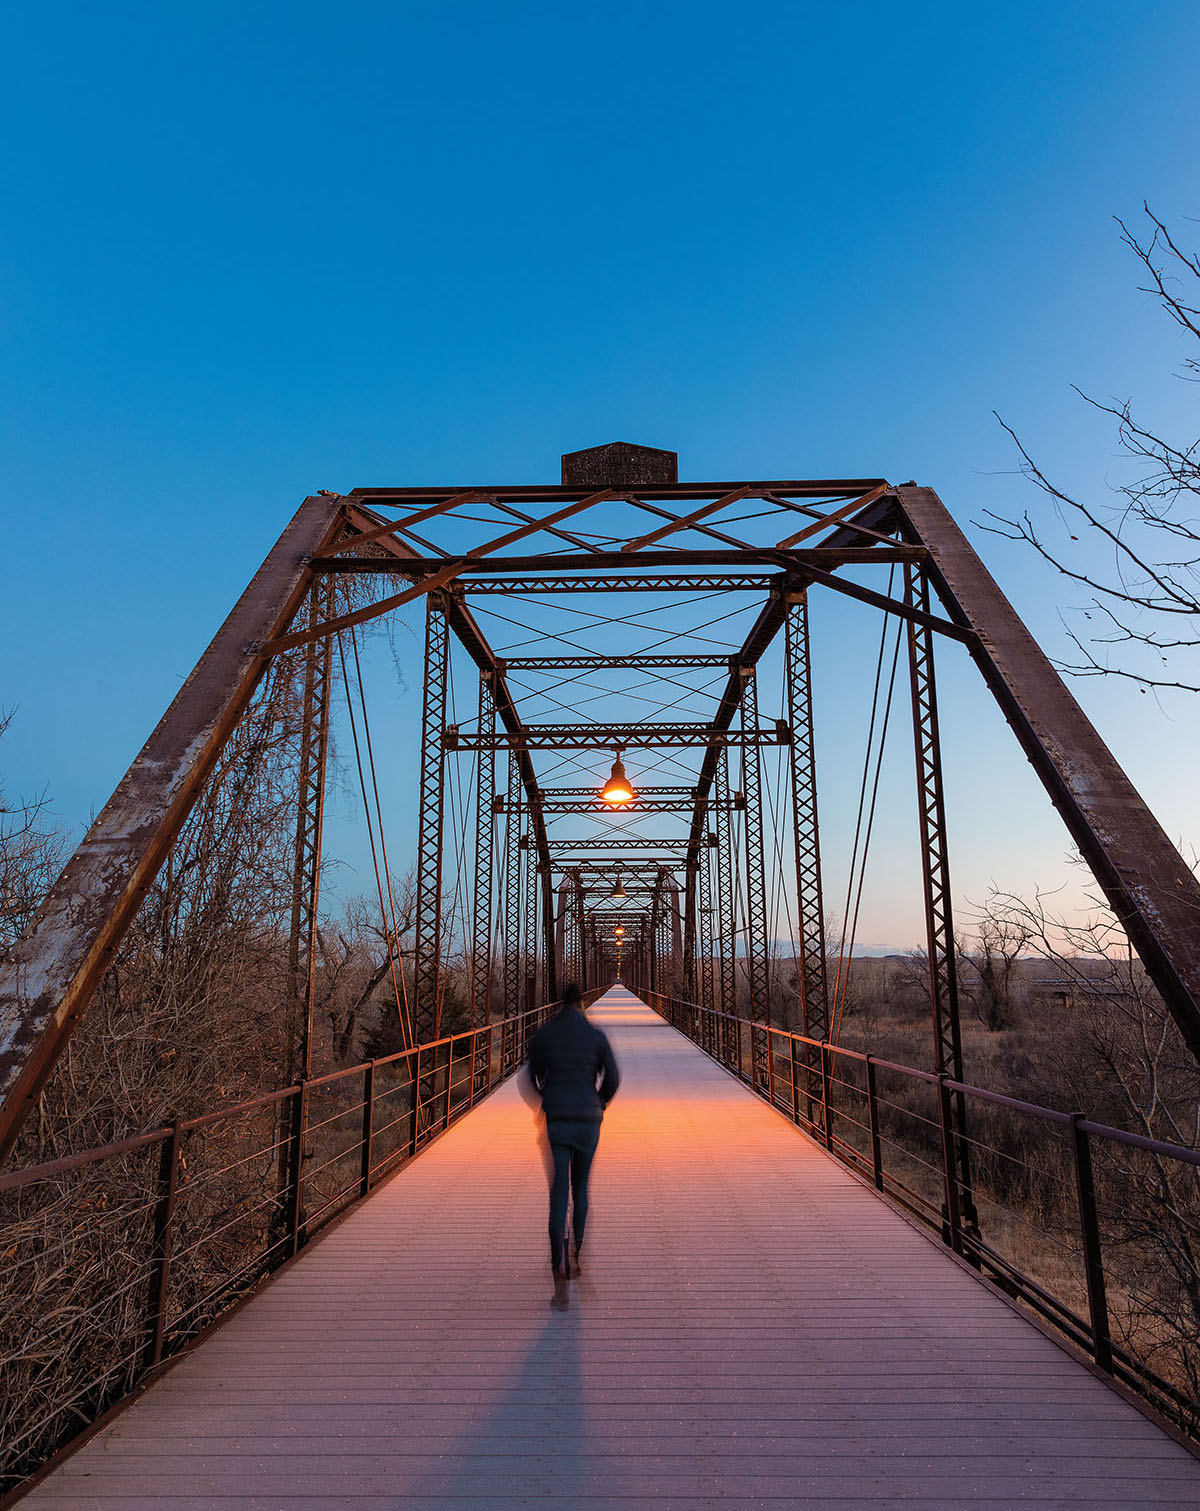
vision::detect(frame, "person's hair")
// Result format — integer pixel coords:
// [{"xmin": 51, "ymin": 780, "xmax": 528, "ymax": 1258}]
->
[{"xmin": 562, "ymin": 982, "xmax": 582, "ymax": 1008}]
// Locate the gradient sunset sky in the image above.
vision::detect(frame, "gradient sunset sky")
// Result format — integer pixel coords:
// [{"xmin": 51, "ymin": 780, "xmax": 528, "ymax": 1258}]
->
[{"xmin": 3, "ymin": 2, "xmax": 1198, "ymax": 950}]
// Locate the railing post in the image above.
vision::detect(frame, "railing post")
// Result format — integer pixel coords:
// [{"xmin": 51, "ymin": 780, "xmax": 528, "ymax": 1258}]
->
[
  {"xmin": 409, "ymin": 1048, "xmax": 421, "ymax": 1156},
  {"xmin": 819, "ymin": 1042, "xmax": 833, "ymax": 1151},
  {"xmin": 789, "ymin": 1035, "xmax": 800, "ymax": 1125},
  {"xmin": 468, "ymin": 1030, "xmax": 478, "ymax": 1110},
  {"xmin": 360, "ymin": 1061, "xmax": 375, "ymax": 1198},
  {"xmin": 145, "ymin": 1119, "xmax": 182, "ymax": 1370},
  {"xmin": 936, "ymin": 1074, "xmax": 963, "ymax": 1256},
  {"xmin": 442, "ymin": 1041, "xmax": 453, "ymax": 1132},
  {"xmin": 287, "ymin": 1078, "xmax": 309, "ymax": 1258},
  {"xmin": 767, "ymin": 1028, "xmax": 777, "ymax": 1108},
  {"xmin": 866, "ymin": 1055, "xmax": 883, "ymax": 1191},
  {"xmin": 1071, "ymin": 1114, "xmax": 1113, "ymax": 1372}
]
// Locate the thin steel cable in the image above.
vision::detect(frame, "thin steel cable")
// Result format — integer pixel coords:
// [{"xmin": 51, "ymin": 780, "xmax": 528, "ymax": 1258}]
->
[
  {"xmin": 349, "ymin": 625, "xmax": 415, "ymax": 1047},
  {"xmin": 337, "ymin": 634, "xmax": 412, "ymax": 1049}
]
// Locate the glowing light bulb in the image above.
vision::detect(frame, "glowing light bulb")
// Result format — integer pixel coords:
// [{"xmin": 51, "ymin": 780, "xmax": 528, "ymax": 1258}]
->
[{"xmin": 600, "ymin": 749, "xmax": 636, "ymax": 805}]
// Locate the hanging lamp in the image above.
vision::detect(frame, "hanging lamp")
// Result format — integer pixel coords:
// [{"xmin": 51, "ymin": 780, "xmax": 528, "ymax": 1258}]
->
[{"xmin": 600, "ymin": 748, "xmax": 636, "ymax": 805}]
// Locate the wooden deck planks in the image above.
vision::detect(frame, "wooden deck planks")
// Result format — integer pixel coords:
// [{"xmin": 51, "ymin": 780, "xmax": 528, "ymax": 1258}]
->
[{"xmin": 22, "ymin": 988, "xmax": 1200, "ymax": 1509}]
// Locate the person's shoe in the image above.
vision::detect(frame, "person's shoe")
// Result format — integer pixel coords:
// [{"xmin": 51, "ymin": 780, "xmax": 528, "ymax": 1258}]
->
[{"xmin": 551, "ymin": 1265, "xmax": 569, "ymax": 1310}]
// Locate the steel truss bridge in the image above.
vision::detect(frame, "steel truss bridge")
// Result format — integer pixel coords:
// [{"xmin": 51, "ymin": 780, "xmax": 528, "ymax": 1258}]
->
[{"xmin": 2, "ymin": 442, "xmax": 1200, "ymax": 1505}]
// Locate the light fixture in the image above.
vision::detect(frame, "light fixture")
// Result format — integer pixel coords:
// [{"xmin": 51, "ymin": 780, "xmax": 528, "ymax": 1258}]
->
[
  {"xmin": 600, "ymin": 748, "xmax": 636, "ymax": 806},
  {"xmin": 614, "ymin": 925, "xmax": 626, "ymax": 939},
  {"xmin": 610, "ymin": 874, "xmax": 627, "ymax": 901}
]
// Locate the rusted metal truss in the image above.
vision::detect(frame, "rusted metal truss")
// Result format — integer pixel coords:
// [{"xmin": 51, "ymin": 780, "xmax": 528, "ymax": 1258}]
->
[
  {"xmin": 413, "ymin": 595, "xmax": 449, "ymax": 1040},
  {"xmin": 447, "ymin": 723, "xmax": 791, "ymax": 751},
  {"xmin": 470, "ymin": 672, "xmax": 495, "ymax": 1029},
  {"xmin": 784, "ymin": 595, "xmax": 829, "ymax": 1042},
  {"xmin": 5, "ymin": 460, "xmax": 1200, "ymax": 1172}
]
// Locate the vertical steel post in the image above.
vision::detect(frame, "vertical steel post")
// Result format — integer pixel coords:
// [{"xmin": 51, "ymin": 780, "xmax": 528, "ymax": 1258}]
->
[
  {"xmin": 504, "ymin": 755, "xmax": 523, "ymax": 1018},
  {"xmin": 523, "ymin": 837, "xmax": 538, "ymax": 1008},
  {"xmin": 714, "ymin": 746, "xmax": 737, "ymax": 1064},
  {"xmin": 905, "ymin": 564, "xmax": 977, "ymax": 1236},
  {"xmin": 286, "ymin": 577, "xmax": 334, "ymax": 1083},
  {"xmin": 360, "ymin": 1061, "xmax": 375, "ymax": 1197},
  {"xmin": 866, "ymin": 1055, "xmax": 884, "ymax": 1190},
  {"xmin": 471, "ymin": 673, "xmax": 495, "ymax": 1029},
  {"xmin": 542, "ymin": 864, "xmax": 558, "ymax": 1004},
  {"xmin": 741, "ymin": 667, "xmax": 771, "ymax": 1091},
  {"xmin": 682, "ymin": 856, "xmax": 698, "ymax": 1002},
  {"xmin": 1072, "ymin": 1114, "xmax": 1113, "ymax": 1371},
  {"xmin": 145, "ymin": 1120, "xmax": 182, "ymax": 1369},
  {"xmin": 784, "ymin": 596, "xmax": 829, "ymax": 1040},
  {"xmin": 287, "ymin": 1078, "xmax": 310, "ymax": 1257},
  {"xmin": 414, "ymin": 593, "xmax": 449, "ymax": 1042},
  {"xmin": 574, "ymin": 871, "xmax": 588, "ymax": 990},
  {"xmin": 698, "ymin": 836, "xmax": 716, "ymax": 1051}
]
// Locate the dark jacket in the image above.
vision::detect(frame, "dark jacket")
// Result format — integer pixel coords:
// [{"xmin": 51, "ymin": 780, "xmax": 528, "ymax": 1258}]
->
[{"xmin": 527, "ymin": 1007, "xmax": 620, "ymax": 1124}]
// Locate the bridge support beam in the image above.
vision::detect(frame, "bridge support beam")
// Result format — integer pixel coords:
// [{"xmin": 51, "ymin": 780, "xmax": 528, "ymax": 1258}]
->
[
  {"xmin": 286, "ymin": 578, "xmax": 334, "ymax": 1084},
  {"xmin": 698, "ymin": 834, "xmax": 717, "ymax": 1053},
  {"xmin": 503, "ymin": 755, "xmax": 523, "ymax": 1021},
  {"xmin": 471, "ymin": 672, "xmax": 496, "ymax": 1031},
  {"xmin": 741, "ymin": 666, "xmax": 771, "ymax": 1092},
  {"xmin": 714, "ymin": 747, "xmax": 737, "ymax": 1064},
  {"xmin": 906, "ymin": 563, "xmax": 977, "ymax": 1240},
  {"xmin": 784, "ymin": 595, "xmax": 829, "ymax": 1043},
  {"xmin": 413, "ymin": 593, "xmax": 449, "ymax": 1041}
]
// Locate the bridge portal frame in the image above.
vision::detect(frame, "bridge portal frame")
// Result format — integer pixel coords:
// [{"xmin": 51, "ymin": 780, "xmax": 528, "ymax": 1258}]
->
[{"xmin": 4, "ymin": 468, "xmax": 1200, "ymax": 1174}]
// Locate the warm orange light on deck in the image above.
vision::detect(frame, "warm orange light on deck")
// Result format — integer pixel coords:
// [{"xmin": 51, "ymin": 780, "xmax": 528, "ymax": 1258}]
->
[{"xmin": 600, "ymin": 750, "xmax": 636, "ymax": 805}]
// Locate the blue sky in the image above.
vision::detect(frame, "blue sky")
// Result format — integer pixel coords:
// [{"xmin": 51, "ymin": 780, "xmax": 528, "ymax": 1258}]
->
[{"xmin": 3, "ymin": 1, "xmax": 1199, "ymax": 949}]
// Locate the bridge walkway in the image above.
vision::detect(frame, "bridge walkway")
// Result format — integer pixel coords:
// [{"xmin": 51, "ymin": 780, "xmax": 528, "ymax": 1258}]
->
[{"xmin": 23, "ymin": 988, "xmax": 1200, "ymax": 1509}]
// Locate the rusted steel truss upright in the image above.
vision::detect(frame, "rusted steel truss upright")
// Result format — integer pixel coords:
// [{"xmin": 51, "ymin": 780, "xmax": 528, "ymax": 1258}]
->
[
  {"xmin": 714, "ymin": 747, "xmax": 738, "ymax": 1061},
  {"xmin": 286, "ymin": 579, "xmax": 334, "ymax": 1083},
  {"xmin": 523, "ymin": 837, "xmax": 538, "ymax": 1010},
  {"xmin": 784, "ymin": 595, "xmax": 829, "ymax": 1043},
  {"xmin": 471, "ymin": 672, "xmax": 496, "ymax": 1030},
  {"xmin": 698, "ymin": 835, "xmax": 717, "ymax": 1051},
  {"xmin": 740, "ymin": 667, "xmax": 771, "ymax": 1091},
  {"xmin": 905, "ymin": 563, "xmax": 975, "ymax": 1234},
  {"xmin": 574, "ymin": 871, "xmax": 588, "ymax": 989},
  {"xmin": 504, "ymin": 755, "xmax": 523, "ymax": 1018},
  {"xmin": 413, "ymin": 593, "xmax": 450, "ymax": 1042}
]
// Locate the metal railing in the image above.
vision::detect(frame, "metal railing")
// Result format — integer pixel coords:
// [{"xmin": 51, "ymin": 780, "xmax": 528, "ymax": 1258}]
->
[
  {"xmin": 0, "ymin": 993, "xmax": 595, "ymax": 1497},
  {"xmin": 645, "ymin": 988, "xmax": 1200, "ymax": 1442}
]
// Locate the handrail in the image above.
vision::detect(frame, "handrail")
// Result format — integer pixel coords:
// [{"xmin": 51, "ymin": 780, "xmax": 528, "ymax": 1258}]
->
[
  {"xmin": 648, "ymin": 989, "xmax": 1200, "ymax": 1165},
  {"xmin": 0, "ymin": 1001, "xmax": 553, "ymax": 1193},
  {"xmin": 642, "ymin": 985, "xmax": 1200, "ymax": 1441},
  {"xmin": 0, "ymin": 988, "xmax": 597, "ymax": 1497}
]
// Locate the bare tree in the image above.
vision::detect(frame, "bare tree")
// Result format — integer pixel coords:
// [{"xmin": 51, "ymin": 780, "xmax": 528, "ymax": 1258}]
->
[
  {"xmin": 987, "ymin": 205, "xmax": 1200, "ymax": 692},
  {"xmin": 957, "ymin": 901, "xmax": 1035, "ymax": 1032},
  {"xmin": 0, "ymin": 710, "xmax": 67, "ymax": 955}
]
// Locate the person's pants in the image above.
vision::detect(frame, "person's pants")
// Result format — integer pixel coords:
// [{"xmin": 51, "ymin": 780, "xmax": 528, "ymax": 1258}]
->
[{"xmin": 546, "ymin": 1119, "xmax": 601, "ymax": 1266}]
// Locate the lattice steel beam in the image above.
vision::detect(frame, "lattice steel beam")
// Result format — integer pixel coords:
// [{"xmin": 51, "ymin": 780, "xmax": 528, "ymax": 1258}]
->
[
  {"xmin": 413, "ymin": 594, "xmax": 449, "ymax": 1040},
  {"xmin": 740, "ymin": 667, "xmax": 771, "ymax": 1090},
  {"xmin": 784, "ymin": 595, "xmax": 829, "ymax": 1042},
  {"xmin": 505, "ymin": 656, "xmax": 732, "ymax": 670},
  {"xmin": 714, "ymin": 748, "xmax": 737, "ymax": 1047},
  {"xmin": 906, "ymin": 563, "xmax": 975, "ymax": 1238},
  {"xmin": 470, "ymin": 671, "xmax": 495, "ymax": 1029},
  {"xmin": 447, "ymin": 724, "xmax": 790, "ymax": 751},
  {"xmin": 286, "ymin": 578, "xmax": 334, "ymax": 1082},
  {"xmin": 504, "ymin": 754, "xmax": 523, "ymax": 1019}
]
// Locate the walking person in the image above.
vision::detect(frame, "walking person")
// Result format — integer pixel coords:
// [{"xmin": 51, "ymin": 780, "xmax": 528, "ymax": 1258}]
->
[{"xmin": 527, "ymin": 983, "xmax": 621, "ymax": 1309}]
